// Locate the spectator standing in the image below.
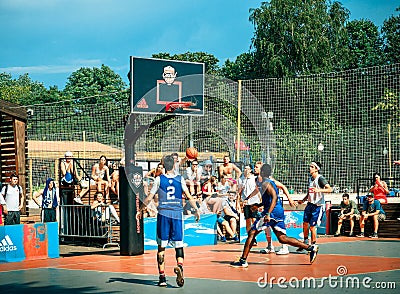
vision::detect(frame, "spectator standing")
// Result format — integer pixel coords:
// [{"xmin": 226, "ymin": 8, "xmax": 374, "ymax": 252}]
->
[
  {"xmin": 33, "ymin": 178, "xmax": 59, "ymax": 222},
  {"xmin": 369, "ymin": 172, "xmax": 389, "ymax": 204},
  {"xmin": 334, "ymin": 193, "xmax": 360, "ymax": 237},
  {"xmin": 357, "ymin": 193, "xmax": 386, "ymax": 238},
  {"xmin": 0, "ymin": 174, "xmax": 24, "ymax": 225},
  {"xmin": 218, "ymin": 155, "xmax": 241, "ymax": 191},
  {"xmin": 60, "ymin": 151, "xmax": 88, "ymax": 204}
]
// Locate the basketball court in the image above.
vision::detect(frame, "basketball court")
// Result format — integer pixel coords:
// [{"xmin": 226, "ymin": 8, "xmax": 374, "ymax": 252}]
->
[{"xmin": 0, "ymin": 236, "xmax": 399, "ymax": 293}]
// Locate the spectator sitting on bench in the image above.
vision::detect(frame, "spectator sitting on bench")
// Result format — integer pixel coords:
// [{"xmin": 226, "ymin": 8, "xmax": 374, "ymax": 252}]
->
[
  {"xmin": 91, "ymin": 155, "xmax": 111, "ymax": 202},
  {"xmin": 91, "ymin": 192, "xmax": 120, "ymax": 225},
  {"xmin": 216, "ymin": 195, "xmax": 240, "ymax": 242},
  {"xmin": 357, "ymin": 193, "xmax": 386, "ymax": 238},
  {"xmin": 334, "ymin": 193, "xmax": 360, "ymax": 237},
  {"xmin": 185, "ymin": 160, "xmax": 202, "ymax": 196}
]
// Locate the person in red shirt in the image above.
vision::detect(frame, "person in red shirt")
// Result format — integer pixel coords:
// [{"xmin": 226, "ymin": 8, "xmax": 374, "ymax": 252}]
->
[{"xmin": 369, "ymin": 172, "xmax": 389, "ymax": 204}]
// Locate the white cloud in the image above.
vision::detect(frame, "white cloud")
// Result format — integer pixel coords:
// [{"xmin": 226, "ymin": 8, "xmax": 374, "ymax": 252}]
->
[{"xmin": 0, "ymin": 59, "xmax": 103, "ymax": 74}]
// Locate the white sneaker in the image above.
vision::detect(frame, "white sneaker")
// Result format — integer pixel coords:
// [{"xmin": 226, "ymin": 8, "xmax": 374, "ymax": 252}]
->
[
  {"xmin": 74, "ymin": 197, "xmax": 83, "ymax": 204},
  {"xmin": 260, "ymin": 246, "xmax": 275, "ymax": 254},
  {"xmin": 276, "ymin": 246, "xmax": 290, "ymax": 255}
]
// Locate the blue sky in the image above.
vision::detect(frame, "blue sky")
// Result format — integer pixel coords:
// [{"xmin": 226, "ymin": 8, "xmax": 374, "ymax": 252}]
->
[{"xmin": 0, "ymin": 0, "xmax": 398, "ymax": 89}]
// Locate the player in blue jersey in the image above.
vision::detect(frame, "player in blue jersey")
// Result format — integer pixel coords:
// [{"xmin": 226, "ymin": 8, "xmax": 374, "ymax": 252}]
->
[
  {"xmin": 230, "ymin": 164, "xmax": 319, "ymax": 268},
  {"xmin": 137, "ymin": 155, "xmax": 200, "ymax": 287}
]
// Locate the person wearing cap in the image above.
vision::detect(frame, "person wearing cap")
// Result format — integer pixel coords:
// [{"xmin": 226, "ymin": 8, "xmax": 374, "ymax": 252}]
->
[
  {"xmin": 357, "ymin": 193, "xmax": 386, "ymax": 238},
  {"xmin": 297, "ymin": 161, "xmax": 332, "ymax": 251}
]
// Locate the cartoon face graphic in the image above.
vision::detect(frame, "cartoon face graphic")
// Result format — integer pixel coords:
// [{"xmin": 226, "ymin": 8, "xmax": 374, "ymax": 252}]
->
[
  {"xmin": 24, "ymin": 223, "xmax": 48, "ymax": 259},
  {"xmin": 162, "ymin": 66, "xmax": 177, "ymax": 85}
]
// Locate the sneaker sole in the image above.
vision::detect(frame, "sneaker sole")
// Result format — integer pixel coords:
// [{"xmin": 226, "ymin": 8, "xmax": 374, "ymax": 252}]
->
[
  {"xmin": 158, "ymin": 282, "xmax": 167, "ymax": 287},
  {"xmin": 260, "ymin": 249, "xmax": 275, "ymax": 254},
  {"xmin": 174, "ymin": 266, "xmax": 184, "ymax": 287},
  {"xmin": 230, "ymin": 263, "xmax": 248, "ymax": 268},
  {"xmin": 276, "ymin": 251, "xmax": 289, "ymax": 255},
  {"xmin": 310, "ymin": 246, "xmax": 319, "ymax": 264}
]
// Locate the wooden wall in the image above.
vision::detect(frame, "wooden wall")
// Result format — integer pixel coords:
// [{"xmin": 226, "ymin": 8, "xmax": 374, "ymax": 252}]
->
[{"xmin": 0, "ymin": 100, "xmax": 28, "ymax": 214}]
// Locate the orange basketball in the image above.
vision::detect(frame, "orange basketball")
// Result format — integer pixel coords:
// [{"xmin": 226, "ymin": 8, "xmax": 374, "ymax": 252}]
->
[{"xmin": 186, "ymin": 147, "xmax": 199, "ymax": 160}]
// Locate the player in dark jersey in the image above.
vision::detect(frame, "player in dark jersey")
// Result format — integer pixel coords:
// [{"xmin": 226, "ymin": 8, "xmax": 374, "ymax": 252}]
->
[
  {"xmin": 230, "ymin": 164, "xmax": 319, "ymax": 268},
  {"xmin": 137, "ymin": 155, "xmax": 200, "ymax": 287}
]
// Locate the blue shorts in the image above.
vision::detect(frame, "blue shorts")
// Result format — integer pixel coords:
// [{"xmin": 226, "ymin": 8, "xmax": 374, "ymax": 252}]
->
[
  {"xmin": 217, "ymin": 216, "xmax": 225, "ymax": 225},
  {"xmin": 251, "ymin": 216, "xmax": 286, "ymax": 234},
  {"xmin": 156, "ymin": 213, "xmax": 184, "ymax": 248},
  {"xmin": 303, "ymin": 203, "xmax": 324, "ymax": 227}
]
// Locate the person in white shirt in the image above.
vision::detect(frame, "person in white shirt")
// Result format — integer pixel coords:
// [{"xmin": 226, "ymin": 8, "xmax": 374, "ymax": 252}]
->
[
  {"xmin": 185, "ymin": 160, "xmax": 203, "ymax": 196},
  {"xmin": 0, "ymin": 174, "xmax": 24, "ymax": 225},
  {"xmin": 238, "ymin": 164, "xmax": 261, "ymax": 243}
]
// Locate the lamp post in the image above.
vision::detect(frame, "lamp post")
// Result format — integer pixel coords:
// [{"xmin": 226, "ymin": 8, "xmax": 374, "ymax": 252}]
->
[{"xmin": 317, "ymin": 143, "xmax": 324, "ymax": 162}]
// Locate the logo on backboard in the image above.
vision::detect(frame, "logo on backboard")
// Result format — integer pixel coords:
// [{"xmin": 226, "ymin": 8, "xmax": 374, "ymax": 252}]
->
[
  {"xmin": 131, "ymin": 173, "xmax": 143, "ymax": 188},
  {"xmin": 162, "ymin": 66, "xmax": 177, "ymax": 85}
]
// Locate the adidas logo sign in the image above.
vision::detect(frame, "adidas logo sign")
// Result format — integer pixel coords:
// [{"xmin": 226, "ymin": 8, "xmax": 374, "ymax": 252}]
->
[{"xmin": 0, "ymin": 235, "xmax": 17, "ymax": 252}]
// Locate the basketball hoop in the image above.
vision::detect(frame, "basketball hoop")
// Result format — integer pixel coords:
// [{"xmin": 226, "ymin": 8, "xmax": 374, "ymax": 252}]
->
[{"xmin": 165, "ymin": 102, "xmax": 196, "ymax": 113}]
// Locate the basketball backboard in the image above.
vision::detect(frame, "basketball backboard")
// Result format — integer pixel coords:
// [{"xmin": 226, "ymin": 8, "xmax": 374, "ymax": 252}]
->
[{"xmin": 129, "ymin": 56, "xmax": 204, "ymax": 115}]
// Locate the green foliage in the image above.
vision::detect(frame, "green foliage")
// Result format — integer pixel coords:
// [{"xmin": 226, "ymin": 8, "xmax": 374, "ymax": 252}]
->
[
  {"xmin": 372, "ymin": 88, "xmax": 400, "ymax": 128},
  {"xmin": 0, "ymin": 72, "xmax": 57, "ymax": 105},
  {"xmin": 152, "ymin": 52, "xmax": 220, "ymax": 75},
  {"xmin": 220, "ymin": 53, "xmax": 257, "ymax": 81},
  {"xmin": 63, "ymin": 64, "xmax": 128, "ymax": 104},
  {"xmin": 346, "ymin": 19, "xmax": 384, "ymax": 68},
  {"xmin": 249, "ymin": 0, "xmax": 350, "ymax": 77},
  {"xmin": 381, "ymin": 7, "xmax": 400, "ymax": 64}
]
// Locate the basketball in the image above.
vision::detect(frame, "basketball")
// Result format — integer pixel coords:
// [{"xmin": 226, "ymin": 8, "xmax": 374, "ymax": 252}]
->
[{"xmin": 186, "ymin": 147, "xmax": 199, "ymax": 160}]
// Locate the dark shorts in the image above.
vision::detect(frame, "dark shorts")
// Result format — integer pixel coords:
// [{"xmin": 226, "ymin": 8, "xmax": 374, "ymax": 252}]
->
[
  {"xmin": 224, "ymin": 215, "xmax": 236, "ymax": 222},
  {"xmin": 43, "ymin": 208, "xmax": 57, "ymax": 222},
  {"xmin": 303, "ymin": 203, "xmax": 324, "ymax": 227},
  {"xmin": 4, "ymin": 211, "xmax": 20, "ymax": 225},
  {"xmin": 156, "ymin": 213, "xmax": 184, "ymax": 248},
  {"xmin": 243, "ymin": 205, "xmax": 258, "ymax": 220}
]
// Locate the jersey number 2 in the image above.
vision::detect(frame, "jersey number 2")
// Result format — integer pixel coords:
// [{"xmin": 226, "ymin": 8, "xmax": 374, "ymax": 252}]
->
[{"xmin": 166, "ymin": 186, "xmax": 175, "ymax": 200}]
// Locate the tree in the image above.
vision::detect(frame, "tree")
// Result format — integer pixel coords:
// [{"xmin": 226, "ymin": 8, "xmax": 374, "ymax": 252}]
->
[
  {"xmin": 0, "ymin": 72, "xmax": 57, "ymax": 106},
  {"xmin": 381, "ymin": 7, "xmax": 400, "ymax": 64},
  {"xmin": 152, "ymin": 52, "xmax": 220, "ymax": 75},
  {"xmin": 249, "ymin": 0, "xmax": 350, "ymax": 77},
  {"xmin": 220, "ymin": 53, "xmax": 257, "ymax": 81},
  {"xmin": 63, "ymin": 64, "xmax": 127, "ymax": 104},
  {"xmin": 346, "ymin": 19, "xmax": 384, "ymax": 69}
]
